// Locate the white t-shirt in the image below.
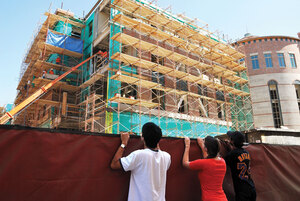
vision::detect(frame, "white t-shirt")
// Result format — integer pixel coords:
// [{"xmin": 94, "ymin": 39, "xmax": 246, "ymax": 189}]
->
[{"xmin": 120, "ymin": 148, "xmax": 171, "ymax": 201}]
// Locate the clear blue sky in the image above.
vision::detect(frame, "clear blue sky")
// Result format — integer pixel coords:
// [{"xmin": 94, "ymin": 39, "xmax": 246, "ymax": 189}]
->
[{"xmin": 0, "ymin": 0, "xmax": 299, "ymax": 106}]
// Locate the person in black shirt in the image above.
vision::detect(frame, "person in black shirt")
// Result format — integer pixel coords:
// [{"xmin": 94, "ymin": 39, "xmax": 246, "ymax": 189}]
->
[{"xmin": 225, "ymin": 131, "xmax": 256, "ymax": 201}]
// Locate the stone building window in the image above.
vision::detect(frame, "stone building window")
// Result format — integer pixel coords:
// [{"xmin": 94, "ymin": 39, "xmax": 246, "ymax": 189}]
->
[
  {"xmin": 264, "ymin": 53, "xmax": 273, "ymax": 68},
  {"xmin": 268, "ymin": 80, "xmax": 283, "ymax": 128},
  {"xmin": 294, "ymin": 80, "xmax": 300, "ymax": 112},
  {"xmin": 277, "ymin": 53, "xmax": 286, "ymax": 67},
  {"xmin": 289, "ymin": 53, "xmax": 297, "ymax": 68},
  {"xmin": 251, "ymin": 55, "xmax": 259, "ymax": 69}
]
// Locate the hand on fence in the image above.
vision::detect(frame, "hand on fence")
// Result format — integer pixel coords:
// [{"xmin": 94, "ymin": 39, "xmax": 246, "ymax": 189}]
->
[{"xmin": 120, "ymin": 132, "xmax": 130, "ymax": 146}]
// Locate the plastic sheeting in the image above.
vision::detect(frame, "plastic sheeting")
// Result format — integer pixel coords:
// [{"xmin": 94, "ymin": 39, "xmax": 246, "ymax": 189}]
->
[
  {"xmin": 0, "ymin": 125, "xmax": 300, "ymax": 201},
  {"xmin": 46, "ymin": 30, "xmax": 83, "ymax": 53}
]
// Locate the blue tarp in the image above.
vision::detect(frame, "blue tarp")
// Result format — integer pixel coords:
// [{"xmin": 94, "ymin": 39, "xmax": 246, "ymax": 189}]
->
[
  {"xmin": 46, "ymin": 30, "xmax": 83, "ymax": 53},
  {"xmin": 4, "ymin": 104, "xmax": 13, "ymax": 112}
]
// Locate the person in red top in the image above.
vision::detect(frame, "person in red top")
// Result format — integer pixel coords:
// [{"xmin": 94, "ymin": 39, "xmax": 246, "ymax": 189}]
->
[
  {"xmin": 56, "ymin": 56, "xmax": 61, "ymax": 64},
  {"xmin": 100, "ymin": 51, "xmax": 108, "ymax": 58},
  {"xmin": 182, "ymin": 136, "xmax": 227, "ymax": 201},
  {"xmin": 99, "ymin": 50, "xmax": 108, "ymax": 65},
  {"xmin": 49, "ymin": 68, "xmax": 54, "ymax": 75}
]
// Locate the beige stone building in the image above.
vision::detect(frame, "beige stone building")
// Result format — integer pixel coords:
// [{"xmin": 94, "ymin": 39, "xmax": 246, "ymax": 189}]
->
[{"xmin": 234, "ymin": 33, "xmax": 300, "ymax": 129}]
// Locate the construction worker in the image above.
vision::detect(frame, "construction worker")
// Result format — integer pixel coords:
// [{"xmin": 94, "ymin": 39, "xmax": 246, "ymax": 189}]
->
[
  {"xmin": 42, "ymin": 70, "xmax": 47, "ymax": 78},
  {"xmin": 66, "ymin": 78, "xmax": 71, "ymax": 84},
  {"xmin": 24, "ymin": 83, "xmax": 28, "ymax": 91},
  {"xmin": 99, "ymin": 50, "xmax": 108, "ymax": 58},
  {"xmin": 24, "ymin": 80, "xmax": 31, "ymax": 91},
  {"xmin": 56, "ymin": 56, "xmax": 61, "ymax": 65},
  {"xmin": 49, "ymin": 68, "xmax": 54, "ymax": 75},
  {"xmin": 99, "ymin": 50, "xmax": 108, "ymax": 65}
]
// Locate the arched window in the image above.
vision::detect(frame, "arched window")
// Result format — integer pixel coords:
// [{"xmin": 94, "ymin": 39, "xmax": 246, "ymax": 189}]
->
[
  {"xmin": 268, "ymin": 80, "xmax": 283, "ymax": 128},
  {"xmin": 293, "ymin": 80, "xmax": 300, "ymax": 112}
]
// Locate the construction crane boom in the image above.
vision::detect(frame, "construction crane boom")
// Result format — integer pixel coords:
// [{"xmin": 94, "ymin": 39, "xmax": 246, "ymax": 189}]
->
[{"xmin": 0, "ymin": 52, "xmax": 101, "ymax": 125}]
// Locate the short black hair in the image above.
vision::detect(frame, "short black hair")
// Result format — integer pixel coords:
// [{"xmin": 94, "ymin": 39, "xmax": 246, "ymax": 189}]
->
[
  {"xmin": 226, "ymin": 131, "xmax": 234, "ymax": 138},
  {"xmin": 142, "ymin": 122, "xmax": 162, "ymax": 148},
  {"xmin": 230, "ymin": 131, "xmax": 245, "ymax": 148},
  {"xmin": 204, "ymin": 136, "xmax": 220, "ymax": 159}
]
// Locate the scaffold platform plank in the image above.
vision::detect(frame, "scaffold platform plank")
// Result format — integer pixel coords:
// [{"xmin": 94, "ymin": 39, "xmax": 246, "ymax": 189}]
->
[
  {"xmin": 109, "ymin": 96, "xmax": 159, "ymax": 108},
  {"xmin": 80, "ymin": 117, "xmax": 101, "ymax": 124},
  {"xmin": 37, "ymin": 42, "xmax": 83, "ymax": 58},
  {"xmin": 110, "ymin": 72, "xmax": 232, "ymax": 105},
  {"xmin": 32, "ymin": 78, "xmax": 79, "ymax": 92},
  {"xmin": 113, "ymin": 14, "xmax": 246, "ymax": 72},
  {"xmin": 111, "ymin": 52, "xmax": 249, "ymax": 96},
  {"xmin": 111, "ymin": 33, "xmax": 247, "ymax": 84},
  {"xmin": 111, "ymin": 33, "xmax": 209, "ymax": 69},
  {"xmin": 110, "ymin": 73, "xmax": 160, "ymax": 89},
  {"xmin": 35, "ymin": 60, "xmax": 81, "ymax": 73},
  {"xmin": 112, "ymin": 0, "xmax": 244, "ymax": 61},
  {"xmin": 78, "ymin": 95, "xmax": 103, "ymax": 106},
  {"xmin": 79, "ymin": 72, "xmax": 104, "ymax": 89},
  {"xmin": 44, "ymin": 12, "xmax": 85, "ymax": 28}
]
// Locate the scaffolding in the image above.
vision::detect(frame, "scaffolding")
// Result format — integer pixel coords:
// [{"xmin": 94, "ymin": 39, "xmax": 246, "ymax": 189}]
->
[
  {"xmin": 105, "ymin": 0, "xmax": 253, "ymax": 137},
  {"xmin": 13, "ymin": 10, "xmax": 86, "ymax": 128},
  {"xmin": 77, "ymin": 56, "xmax": 108, "ymax": 133},
  {"xmin": 10, "ymin": 0, "xmax": 253, "ymax": 137}
]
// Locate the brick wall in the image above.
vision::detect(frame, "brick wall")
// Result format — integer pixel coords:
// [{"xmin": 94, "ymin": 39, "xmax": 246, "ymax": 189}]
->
[{"xmin": 122, "ymin": 29, "xmax": 231, "ymax": 120}]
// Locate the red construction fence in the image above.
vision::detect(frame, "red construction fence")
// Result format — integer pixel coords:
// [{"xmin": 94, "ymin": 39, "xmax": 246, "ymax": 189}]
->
[{"xmin": 0, "ymin": 125, "xmax": 299, "ymax": 201}]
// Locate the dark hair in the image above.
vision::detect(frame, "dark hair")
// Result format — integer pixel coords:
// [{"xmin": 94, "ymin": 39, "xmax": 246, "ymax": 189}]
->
[
  {"xmin": 204, "ymin": 136, "xmax": 220, "ymax": 159},
  {"xmin": 230, "ymin": 131, "xmax": 245, "ymax": 148},
  {"xmin": 142, "ymin": 122, "xmax": 162, "ymax": 148}
]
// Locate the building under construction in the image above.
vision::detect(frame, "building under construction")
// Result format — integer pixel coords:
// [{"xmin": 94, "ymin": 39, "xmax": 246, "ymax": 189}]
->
[{"xmin": 11, "ymin": 0, "xmax": 253, "ymax": 137}]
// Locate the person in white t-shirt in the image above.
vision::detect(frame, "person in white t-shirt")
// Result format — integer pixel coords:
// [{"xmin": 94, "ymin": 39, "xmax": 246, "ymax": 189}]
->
[{"xmin": 111, "ymin": 122, "xmax": 171, "ymax": 201}]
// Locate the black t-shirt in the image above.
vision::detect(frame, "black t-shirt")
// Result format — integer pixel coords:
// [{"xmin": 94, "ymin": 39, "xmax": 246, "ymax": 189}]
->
[{"xmin": 225, "ymin": 148, "xmax": 255, "ymax": 191}]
